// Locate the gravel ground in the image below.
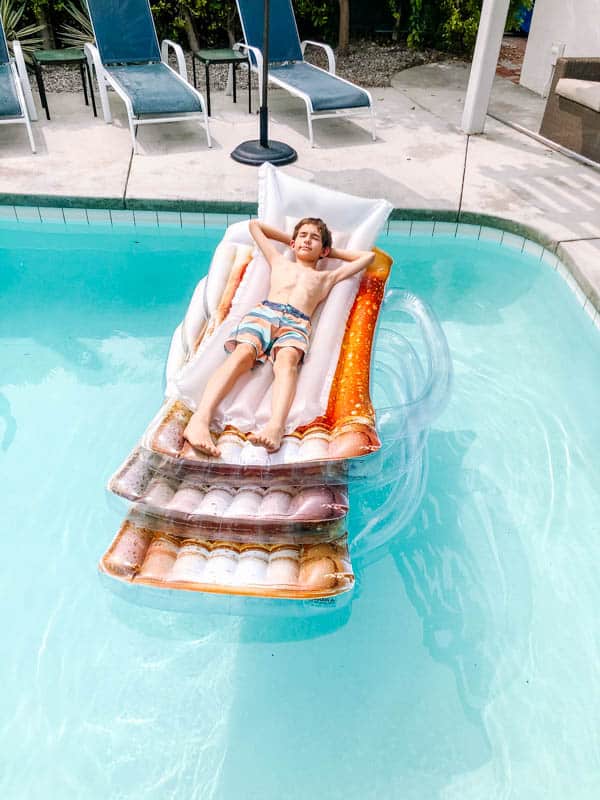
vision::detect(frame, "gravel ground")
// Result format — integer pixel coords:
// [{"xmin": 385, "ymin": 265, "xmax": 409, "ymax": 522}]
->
[{"xmin": 32, "ymin": 40, "xmax": 449, "ymax": 94}]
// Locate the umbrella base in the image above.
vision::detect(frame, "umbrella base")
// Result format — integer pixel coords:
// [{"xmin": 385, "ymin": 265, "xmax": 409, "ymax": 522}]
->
[{"xmin": 231, "ymin": 139, "xmax": 298, "ymax": 166}]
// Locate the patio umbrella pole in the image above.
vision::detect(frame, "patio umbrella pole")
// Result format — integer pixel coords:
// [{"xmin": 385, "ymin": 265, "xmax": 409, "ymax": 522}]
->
[{"xmin": 231, "ymin": 0, "xmax": 297, "ymax": 165}]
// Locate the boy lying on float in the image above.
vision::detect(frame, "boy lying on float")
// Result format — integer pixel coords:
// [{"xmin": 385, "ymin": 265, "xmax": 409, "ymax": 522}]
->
[{"xmin": 184, "ymin": 218, "xmax": 374, "ymax": 455}]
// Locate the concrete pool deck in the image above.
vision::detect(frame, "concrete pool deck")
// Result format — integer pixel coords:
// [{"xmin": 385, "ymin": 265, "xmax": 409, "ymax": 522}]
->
[{"xmin": 0, "ymin": 61, "xmax": 598, "ymax": 314}]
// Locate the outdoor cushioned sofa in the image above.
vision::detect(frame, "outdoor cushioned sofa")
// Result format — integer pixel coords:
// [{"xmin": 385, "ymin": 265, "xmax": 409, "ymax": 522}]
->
[{"xmin": 540, "ymin": 57, "xmax": 600, "ymax": 163}]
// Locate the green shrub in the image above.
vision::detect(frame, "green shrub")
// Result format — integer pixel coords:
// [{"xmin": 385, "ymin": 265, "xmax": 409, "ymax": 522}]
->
[
  {"xmin": 0, "ymin": 0, "xmax": 45, "ymax": 60},
  {"xmin": 294, "ymin": 0, "xmax": 335, "ymax": 41},
  {"xmin": 407, "ymin": 0, "xmax": 534, "ymax": 54},
  {"xmin": 57, "ymin": 0, "xmax": 93, "ymax": 48},
  {"xmin": 10, "ymin": 0, "xmax": 536, "ymax": 58}
]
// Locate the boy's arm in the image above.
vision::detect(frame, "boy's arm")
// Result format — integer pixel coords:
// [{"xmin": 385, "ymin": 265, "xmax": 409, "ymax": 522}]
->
[
  {"xmin": 328, "ymin": 247, "xmax": 375, "ymax": 285},
  {"xmin": 249, "ymin": 220, "xmax": 290, "ymax": 266}
]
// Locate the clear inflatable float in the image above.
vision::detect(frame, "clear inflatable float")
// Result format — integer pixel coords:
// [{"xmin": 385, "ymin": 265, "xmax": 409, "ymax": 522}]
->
[{"xmin": 101, "ymin": 164, "xmax": 452, "ymax": 611}]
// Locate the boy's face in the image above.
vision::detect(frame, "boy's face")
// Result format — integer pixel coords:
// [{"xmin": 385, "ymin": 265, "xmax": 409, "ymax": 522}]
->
[{"xmin": 291, "ymin": 223, "xmax": 330, "ymax": 264}]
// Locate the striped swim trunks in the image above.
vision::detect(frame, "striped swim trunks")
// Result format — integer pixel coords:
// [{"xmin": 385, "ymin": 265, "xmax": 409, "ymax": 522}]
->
[{"xmin": 224, "ymin": 299, "xmax": 312, "ymax": 365}]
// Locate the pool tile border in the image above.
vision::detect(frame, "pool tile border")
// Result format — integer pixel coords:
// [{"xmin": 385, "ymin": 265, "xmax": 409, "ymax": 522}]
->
[
  {"xmin": 14, "ymin": 205, "xmax": 41, "ymax": 223},
  {"xmin": 381, "ymin": 220, "xmax": 599, "ymax": 328},
  {"xmin": 133, "ymin": 210, "xmax": 158, "ymax": 226},
  {"xmin": 0, "ymin": 202, "xmax": 598, "ymax": 331},
  {"xmin": 0, "ymin": 203, "xmax": 255, "ymax": 231},
  {"xmin": 63, "ymin": 208, "xmax": 87, "ymax": 224}
]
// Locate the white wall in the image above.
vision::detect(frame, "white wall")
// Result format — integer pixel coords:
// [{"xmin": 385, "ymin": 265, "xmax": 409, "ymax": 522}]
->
[{"xmin": 520, "ymin": 0, "xmax": 600, "ymax": 95}]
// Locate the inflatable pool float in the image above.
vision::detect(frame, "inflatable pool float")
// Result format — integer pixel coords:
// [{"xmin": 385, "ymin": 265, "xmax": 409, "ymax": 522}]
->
[{"xmin": 100, "ymin": 165, "xmax": 452, "ymax": 608}]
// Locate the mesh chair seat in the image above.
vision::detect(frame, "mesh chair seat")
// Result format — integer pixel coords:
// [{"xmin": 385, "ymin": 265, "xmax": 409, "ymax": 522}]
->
[
  {"xmin": 0, "ymin": 63, "xmax": 21, "ymax": 117},
  {"xmin": 269, "ymin": 62, "xmax": 370, "ymax": 111},
  {"xmin": 107, "ymin": 63, "xmax": 203, "ymax": 115}
]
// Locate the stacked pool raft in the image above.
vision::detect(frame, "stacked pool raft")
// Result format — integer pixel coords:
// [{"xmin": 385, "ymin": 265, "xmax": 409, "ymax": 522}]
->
[{"xmin": 101, "ymin": 165, "xmax": 453, "ymax": 609}]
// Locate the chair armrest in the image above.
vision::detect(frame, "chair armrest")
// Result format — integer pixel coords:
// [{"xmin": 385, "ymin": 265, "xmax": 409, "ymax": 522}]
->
[
  {"xmin": 235, "ymin": 42, "xmax": 263, "ymax": 98},
  {"xmin": 301, "ymin": 40, "xmax": 335, "ymax": 74},
  {"xmin": 11, "ymin": 40, "xmax": 37, "ymax": 121},
  {"xmin": 161, "ymin": 39, "xmax": 188, "ymax": 81},
  {"xmin": 84, "ymin": 42, "xmax": 102, "ymax": 75},
  {"xmin": 84, "ymin": 42, "xmax": 112, "ymax": 123},
  {"xmin": 554, "ymin": 57, "xmax": 600, "ymax": 84},
  {"xmin": 234, "ymin": 42, "xmax": 262, "ymax": 71}
]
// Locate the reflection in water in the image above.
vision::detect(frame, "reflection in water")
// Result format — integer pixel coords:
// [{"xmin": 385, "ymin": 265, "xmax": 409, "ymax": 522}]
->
[
  {"xmin": 0, "ymin": 225, "xmax": 213, "ymax": 390},
  {"xmin": 385, "ymin": 430, "xmax": 531, "ymax": 723},
  {"xmin": 1, "ymin": 333, "xmax": 170, "ymax": 389},
  {"xmin": 104, "ymin": 576, "xmax": 352, "ymax": 643}
]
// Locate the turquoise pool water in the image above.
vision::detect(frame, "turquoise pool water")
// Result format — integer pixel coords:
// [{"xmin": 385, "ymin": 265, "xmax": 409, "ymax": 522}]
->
[{"xmin": 1, "ymin": 219, "xmax": 599, "ymax": 799}]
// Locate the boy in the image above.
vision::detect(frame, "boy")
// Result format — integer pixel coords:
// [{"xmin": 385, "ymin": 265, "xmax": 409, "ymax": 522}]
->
[{"xmin": 183, "ymin": 217, "xmax": 374, "ymax": 456}]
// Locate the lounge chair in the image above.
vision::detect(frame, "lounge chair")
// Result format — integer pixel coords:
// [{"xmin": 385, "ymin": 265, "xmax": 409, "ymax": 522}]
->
[
  {"xmin": 235, "ymin": 0, "xmax": 376, "ymax": 146},
  {"xmin": 84, "ymin": 0, "xmax": 211, "ymax": 153},
  {"xmin": 0, "ymin": 19, "xmax": 37, "ymax": 153}
]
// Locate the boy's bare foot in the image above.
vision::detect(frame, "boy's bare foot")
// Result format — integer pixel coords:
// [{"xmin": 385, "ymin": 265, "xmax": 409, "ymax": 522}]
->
[
  {"xmin": 249, "ymin": 422, "xmax": 285, "ymax": 453},
  {"xmin": 183, "ymin": 417, "xmax": 221, "ymax": 457}
]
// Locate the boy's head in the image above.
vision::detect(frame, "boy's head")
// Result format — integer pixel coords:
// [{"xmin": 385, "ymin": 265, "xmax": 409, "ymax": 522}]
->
[{"xmin": 291, "ymin": 217, "xmax": 332, "ymax": 263}]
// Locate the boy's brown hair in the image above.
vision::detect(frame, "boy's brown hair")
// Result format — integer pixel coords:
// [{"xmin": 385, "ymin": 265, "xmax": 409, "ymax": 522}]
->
[{"xmin": 292, "ymin": 217, "xmax": 332, "ymax": 251}]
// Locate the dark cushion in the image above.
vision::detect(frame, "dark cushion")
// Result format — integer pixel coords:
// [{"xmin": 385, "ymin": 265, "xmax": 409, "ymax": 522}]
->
[
  {"xmin": 269, "ymin": 62, "xmax": 370, "ymax": 111},
  {"xmin": 237, "ymin": 0, "xmax": 303, "ymax": 64},
  {"xmin": 0, "ymin": 63, "xmax": 22, "ymax": 117},
  {"xmin": 0, "ymin": 22, "xmax": 9, "ymax": 64},
  {"xmin": 86, "ymin": 0, "xmax": 161, "ymax": 64},
  {"xmin": 107, "ymin": 63, "xmax": 203, "ymax": 115}
]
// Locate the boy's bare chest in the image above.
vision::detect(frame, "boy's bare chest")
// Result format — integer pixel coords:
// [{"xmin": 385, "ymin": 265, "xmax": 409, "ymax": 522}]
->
[{"xmin": 272, "ymin": 262, "xmax": 326, "ymax": 291}]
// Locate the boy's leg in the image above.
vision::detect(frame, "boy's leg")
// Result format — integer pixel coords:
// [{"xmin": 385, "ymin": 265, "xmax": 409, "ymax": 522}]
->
[
  {"xmin": 249, "ymin": 347, "xmax": 302, "ymax": 452},
  {"xmin": 184, "ymin": 343, "xmax": 256, "ymax": 456}
]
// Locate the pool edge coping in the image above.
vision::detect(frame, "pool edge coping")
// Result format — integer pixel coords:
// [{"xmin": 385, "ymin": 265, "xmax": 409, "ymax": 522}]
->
[{"xmin": 0, "ymin": 194, "xmax": 565, "ymax": 247}]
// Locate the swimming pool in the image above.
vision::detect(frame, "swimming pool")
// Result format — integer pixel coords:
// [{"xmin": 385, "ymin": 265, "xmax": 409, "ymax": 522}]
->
[{"xmin": 1, "ymin": 213, "xmax": 599, "ymax": 799}]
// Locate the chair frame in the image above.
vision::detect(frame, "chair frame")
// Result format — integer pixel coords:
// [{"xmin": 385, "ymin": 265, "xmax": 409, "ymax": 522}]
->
[
  {"xmin": 0, "ymin": 38, "xmax": 38, "ymax": 153},
  {"xmin": 84, "ymin": 4, "xmax": 211, "ymax": 153},
  {"xmin": 234, "ymin": 7, "xmax": 376, "ymax": 147}
]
